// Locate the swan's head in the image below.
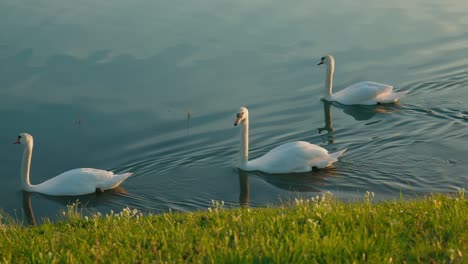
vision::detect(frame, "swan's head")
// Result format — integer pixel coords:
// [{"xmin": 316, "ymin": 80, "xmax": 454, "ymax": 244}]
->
[
  {"xmin": 14, "ymin": 133, "xmax": 33, "ymax": 146},
  {"xmin": 234, "ymin": 107, "xmax": 249, "ymax": 126},
  {"xmin": 318, "ymin": 55, "xmax": 335, "ymax": 66}
]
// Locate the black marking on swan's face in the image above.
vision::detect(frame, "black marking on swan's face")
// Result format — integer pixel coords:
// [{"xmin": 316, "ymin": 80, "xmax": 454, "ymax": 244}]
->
[
  {"xmin": 318, "ymin": 57, "xmax": 325, "ymax": 66},
  {"xmin": 234, "ymin": 112, "xmax": 245, "ymax": 126},
  {"xmin": 14, "ymin": 133, "xmax": 34, "ymax": 145},
  {"xmin": 14, "ymin": 135, "xmax": 22, "ymax": 144}
]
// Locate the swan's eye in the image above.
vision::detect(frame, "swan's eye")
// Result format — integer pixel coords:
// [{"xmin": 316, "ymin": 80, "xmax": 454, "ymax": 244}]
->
[
  {"xmin": 321, "ymin": 57, "xmax": 325, "ymax": 60},
  {"xmin": 236, "ymin": 113, "xmax": 243, "ymax": 118},
  {"xmin": 18, "ymin": 135, "xmax": 22, "ymax": 139}
]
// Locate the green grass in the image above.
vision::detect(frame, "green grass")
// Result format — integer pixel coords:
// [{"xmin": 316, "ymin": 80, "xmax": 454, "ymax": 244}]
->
[{"xmin": 1, "ymin": 191, "xmax": 466, "ymax": 263}]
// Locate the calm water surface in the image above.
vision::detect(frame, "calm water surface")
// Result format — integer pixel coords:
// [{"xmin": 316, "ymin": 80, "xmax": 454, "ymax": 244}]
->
[{"xmin": 1, "ymin": 0, "xmax": 467, "ymax": 222}]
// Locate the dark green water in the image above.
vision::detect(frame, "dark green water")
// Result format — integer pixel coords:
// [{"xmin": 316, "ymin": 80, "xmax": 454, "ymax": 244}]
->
[{"xmin": 1, "ymin": 0, "xmax": 467, "ymax": 222}]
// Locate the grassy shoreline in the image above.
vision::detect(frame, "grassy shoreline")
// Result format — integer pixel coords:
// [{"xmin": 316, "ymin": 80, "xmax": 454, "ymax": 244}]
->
[{"xmin": 1, "ymin": 192, "xmax": 466, "ymax": 263}]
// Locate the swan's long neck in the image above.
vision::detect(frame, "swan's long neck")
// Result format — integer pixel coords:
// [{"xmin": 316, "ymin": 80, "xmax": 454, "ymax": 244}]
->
[
  {"xmin": 21, "ymin": 142, "xmax": 35, "ymax": 192},
  {"xmin": 240, "ymin": 118, "xmax": 249, "ymax": 167},
  {"xmin": 325, "ymin": 60, "xmax": 335, "ymax": 98}
]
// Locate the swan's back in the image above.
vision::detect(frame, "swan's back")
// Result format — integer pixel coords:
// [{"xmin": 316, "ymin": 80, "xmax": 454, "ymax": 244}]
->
[
  {"xmin": 247, "ymin": 141, "xmax": 338, "ymax": 173},
  {"xmin": 332, "ymin": 81, "xmax": 394, "ymax": 105},
  {"xmin": 34, "ymin": 168, "xmax": 133, "ymax": 196}
]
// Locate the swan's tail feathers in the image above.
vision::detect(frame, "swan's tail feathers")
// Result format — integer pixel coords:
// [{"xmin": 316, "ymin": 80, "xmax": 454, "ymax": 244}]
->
[
  {"xmin": 103, "ymin": 172, "xmax": 134, "ymax": 190},
  {"xmin": 315, "ymin": 148, "xmax": 347, "ymax": 168},
  {"xmin": 329, "ymin": 148, "xmax": 347, "ymax": 161},
  {"xmin": 120, "ymin": 172, "xmax": 134, "ymax": 178},
  {"xmin": 378, "ymin": 90, "xmax": 408, "ymax": 103}
]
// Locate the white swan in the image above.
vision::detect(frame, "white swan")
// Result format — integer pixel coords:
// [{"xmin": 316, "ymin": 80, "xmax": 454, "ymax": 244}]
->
[
  {"xmin": 14, "ymin": 133, "xmax": 133, "ymax": 196},
  {"xmin": 234, "ymin": 107, "xmax": 346, "ymax": 173},
  {"xmin": 318, "ymin": 55, "xmax": 408, "ymax": 105}
]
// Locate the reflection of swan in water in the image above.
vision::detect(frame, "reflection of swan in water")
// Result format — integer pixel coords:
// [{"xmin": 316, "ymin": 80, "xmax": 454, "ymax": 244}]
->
[
  {"xmin": 318, "ymin": 100, "xmax": 334, "ymax": 134},
  {"xmin": 21, "ymin": 187, "xmax": 129, "ymax": 225},
  {"xmin": 238, "ymin": 171, "xmax": 249, "ymax": 207},
  {"xmin": 319, "ymin": 99, "xmax": 398, "ymax": 125},
  {"xmin": 255, "ymin": 170, "xmax": 332, "ymax": 192},
  {"xmin": 238, "ymin": 169, "xmax": 336, "ymax": 206},
  {"xmin": 336, "ymin": 102, "xmax": 396, "ymax": 121},
  {"xmin": 22, "ymin": 191, "xmax": 36, "ymax": 226},
  {"xmin": 38, "ymin": 186, "xmax": 129, "ymax": 207}
]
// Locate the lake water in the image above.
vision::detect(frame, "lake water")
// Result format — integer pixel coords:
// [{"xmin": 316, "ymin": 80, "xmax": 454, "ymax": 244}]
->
[{"xmin": 0, "ymin": 0, "xmax": 467, "ymax": 223}]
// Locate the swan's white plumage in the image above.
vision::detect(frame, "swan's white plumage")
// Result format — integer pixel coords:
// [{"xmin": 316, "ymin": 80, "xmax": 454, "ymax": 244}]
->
[
  {"xmin": 15, "ymin": 133, "xmax": 133, "ymax": 196},
  {"xmin": 33, "ymin": 169, "xmax": 133, "ymax": 196},
  {"xmin": 320, "ymin": 55, "xmax": 407, "ymax": 105},
  {"xmin": 235, "ymin": 107, "xmax": 346, "ymax": 174},
  {"xmin": 330, "ymin": 81, "xmax": 407, "ymax": 105},
  {"xmin": 245, "ymin": 141, "xmax": 347, "ymax": 173}
]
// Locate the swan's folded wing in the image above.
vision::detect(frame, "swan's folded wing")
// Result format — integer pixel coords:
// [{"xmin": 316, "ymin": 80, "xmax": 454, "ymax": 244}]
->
[
  {"xmin": 35, "ymin": 168, "xmax": 121, "ymax": 196},
  {"xmin": 334, "ymin": 81, "xmax": 393, "ymax": 105},
  {"xmin": 359, "ymin": 81, "xmax": 393, "ymax": 91},
  {"xmin": 344, "ymin": 81, "xmax": 392, "ymax": 96},
  {"xmin": 250, "ymin": 142, "xmax": 329, "ymax": 173}
]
